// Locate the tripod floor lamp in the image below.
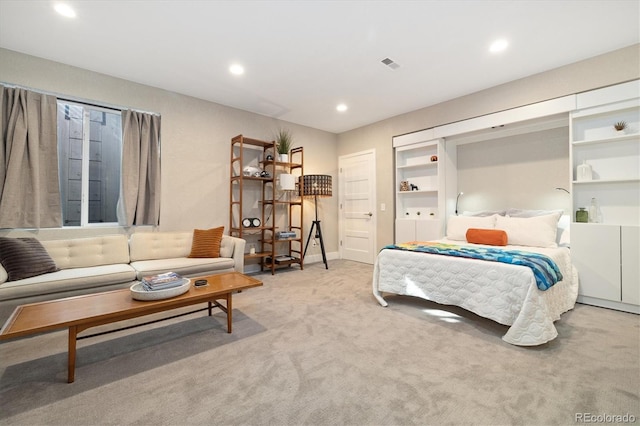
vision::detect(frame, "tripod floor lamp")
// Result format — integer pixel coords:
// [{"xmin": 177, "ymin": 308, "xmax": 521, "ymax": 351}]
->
[{"xmin": 301, "ymin": 174, "xmax": 332, "ymax": 269}]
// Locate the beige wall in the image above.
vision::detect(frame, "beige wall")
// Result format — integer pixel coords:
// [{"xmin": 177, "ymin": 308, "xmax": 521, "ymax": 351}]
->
[
  {"xmin": 456, "ymin": 126, "xmax": 570, "ymax": 214},
  {"xmin": 0, "ymin": 48, "xmax": 340, "ymax": 254},
  {"xmin": 338, "ymin": 44, "xmax": 640, "ymax": 250}
]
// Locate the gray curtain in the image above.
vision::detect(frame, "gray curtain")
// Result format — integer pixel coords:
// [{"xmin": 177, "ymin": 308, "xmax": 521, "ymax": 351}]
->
[
  {"xmin": 0, "ymin": 85, "xmax": 61, "ymax": 228},
  {"xmin": 118, "ymin": 110, "xmax": 161, "ymax": 226}
]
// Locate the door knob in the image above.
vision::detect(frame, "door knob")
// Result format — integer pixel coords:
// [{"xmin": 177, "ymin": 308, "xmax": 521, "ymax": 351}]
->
[{"xmin": 364, "ymin": 212, "xmax": 373, "ymax": 217}]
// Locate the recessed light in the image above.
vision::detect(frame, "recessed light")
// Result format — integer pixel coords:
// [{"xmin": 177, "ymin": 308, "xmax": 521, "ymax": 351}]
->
[
  {"xmin": 336, "ymin": 104, "xmax": 348, "ymax": 112},
  {"xmin": 489, "ymin": 39, "xmax": 508, "ymax": 53},
  {"xmin": 54, "ymin": 3, "xmax": 76, "ymax": 18},
  {"xmin": 229, "ymin": 64, "xmax": 245, "ymax": 76}
]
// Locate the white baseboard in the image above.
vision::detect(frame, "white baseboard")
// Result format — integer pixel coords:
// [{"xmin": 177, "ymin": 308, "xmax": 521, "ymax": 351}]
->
[
  {"xmin": 302, "ymin": 251, "xmax": 340, "ymax": 265},
  {"xmin": 577, "ymin": 295, "xmax": 640, "ymax": 314},
  {"xmin": 242, "ymin": 251, "xmax": 339, "ymax": 274}
]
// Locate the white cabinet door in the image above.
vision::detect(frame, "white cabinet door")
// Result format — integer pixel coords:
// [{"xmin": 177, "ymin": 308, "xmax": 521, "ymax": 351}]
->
[
  {"xmin": 571, "ymin": 223, "xmax": 621, "ymax": 301},
  {"xmin": 396, "ymin": 219, "xmax": 442, "ymax": 243},
  {"xmin": 395, "ymin": 219, "xmax": 416, "ymax": 244},
  {"xmin": 622, "ymin": 226, "xmax": 640, "ymax": 305},
  {"xmin": 415, "ymin": 219, "xmax": 441, "ymax": 241}
]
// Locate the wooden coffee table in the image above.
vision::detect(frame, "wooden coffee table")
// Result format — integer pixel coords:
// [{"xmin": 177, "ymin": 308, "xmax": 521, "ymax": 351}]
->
[{"xmin": 0, "ymin": 272, "xmax": 262, "ymax": 383}]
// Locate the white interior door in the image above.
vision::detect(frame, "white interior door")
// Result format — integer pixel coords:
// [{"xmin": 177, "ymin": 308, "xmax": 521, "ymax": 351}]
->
[{"xmin": 339, "ymin": 150, "xmax": 376, "ymax": 264}]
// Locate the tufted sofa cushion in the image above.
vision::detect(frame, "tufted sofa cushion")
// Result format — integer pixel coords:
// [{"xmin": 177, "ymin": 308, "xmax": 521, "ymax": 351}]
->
[
  {"xmin": 0, "ymin": 235, "xmax": 135, "ymax": 302},
  {"xmin": 130, "ymin": 257, "xmax": 235, "ymax": 280},
  {"xmin": 129, "ymin": 232, "xmax": 235, "ymax": 261},
  {"xmin": 41, "ymin": 235, "xmax": 130, "ymax": 269},
  {"xmin": 0, "ymin": 264, "xmax": 136, "ymax": 301},
  {"xmin": 129, "ymin": 232, "xmax": 192, "ymax": 261}
]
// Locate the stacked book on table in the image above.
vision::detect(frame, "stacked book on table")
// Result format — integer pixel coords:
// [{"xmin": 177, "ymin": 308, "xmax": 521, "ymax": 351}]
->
[{"xmin": 141, "ymin": 272, "xmax": 185, "ymax": 291}]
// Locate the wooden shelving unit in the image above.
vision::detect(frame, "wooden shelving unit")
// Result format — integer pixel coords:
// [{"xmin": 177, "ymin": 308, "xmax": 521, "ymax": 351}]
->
[
  {"xmin": 229, "ymin": 135, "xmax": 304, "ymax": 274},
  {"xmin": 261, "ymin": 146, "xmax": 304, "ymax": 273}
]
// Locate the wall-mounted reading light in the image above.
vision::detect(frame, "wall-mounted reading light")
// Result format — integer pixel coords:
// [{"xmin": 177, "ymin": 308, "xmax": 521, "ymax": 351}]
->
[{"xmin": 455, "ymin": 192, "xmax": 464, "ymax": 215}]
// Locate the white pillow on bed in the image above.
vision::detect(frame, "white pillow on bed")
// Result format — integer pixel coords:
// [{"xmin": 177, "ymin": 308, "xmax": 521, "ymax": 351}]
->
[
  {"xmin": 557, "ymin": 214, "xmax": 571, "ymax": 247},
  {"xmin": 506, "ymin": 208, "xmax": 564, "ymax": 218},
  {"xmin": 495, "ymin": 213, "xmax": 562, "ymax": 248},
  {"xmin": 446, "ymin": 215, "xmax": 497, "ymax": 241},
  {"xmin": 462, "ymin": 210, "xmax": 506, "ymax": 217}
]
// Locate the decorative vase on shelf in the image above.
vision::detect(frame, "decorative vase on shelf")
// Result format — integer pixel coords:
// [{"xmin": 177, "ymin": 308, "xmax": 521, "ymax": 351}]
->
[
  {"xmin": 576, "ymin": 207, "xmax": 588, "ymax": 223},
  {"xmin": 278, "ymin": 154, "xmax": 289, "ymax": 163},
  {"xmin": 576, "ymin": 160, "xmax": 592, "ymax": 181}
]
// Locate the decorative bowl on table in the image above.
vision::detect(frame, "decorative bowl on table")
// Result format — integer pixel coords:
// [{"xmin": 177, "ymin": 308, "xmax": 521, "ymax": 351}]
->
[{"xmin": 130, "ymin": 278, "xmax": 191, "ymax": 301}]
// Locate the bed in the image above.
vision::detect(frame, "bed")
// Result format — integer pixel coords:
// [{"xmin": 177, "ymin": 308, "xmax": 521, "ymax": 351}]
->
[{"xmin": 372, "ymin": 210, "xmax": 579, "ymax": 346}]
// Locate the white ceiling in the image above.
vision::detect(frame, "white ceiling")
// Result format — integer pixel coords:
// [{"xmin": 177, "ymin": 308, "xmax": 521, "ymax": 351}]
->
[{"xmin": 0, "ymin": 1, "xmax": 638, "ymax": 134}]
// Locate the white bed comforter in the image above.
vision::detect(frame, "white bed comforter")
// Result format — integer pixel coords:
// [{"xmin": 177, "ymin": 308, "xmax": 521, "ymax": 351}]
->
[{"xmin": 372, "ymin": 239, "xmax": 579, "ymax": 346}]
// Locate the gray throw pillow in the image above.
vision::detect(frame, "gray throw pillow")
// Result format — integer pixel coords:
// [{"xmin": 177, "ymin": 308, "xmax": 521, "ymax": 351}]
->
[{"xmin": 0, "ymin": 237, "xmax": 59, "ymax": 281}]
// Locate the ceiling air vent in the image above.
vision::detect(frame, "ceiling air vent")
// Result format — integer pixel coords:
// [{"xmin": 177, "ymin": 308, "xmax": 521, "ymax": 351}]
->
[{"xmin": 381, "ymin": 57, "xmax": 400, "ymax": 70}]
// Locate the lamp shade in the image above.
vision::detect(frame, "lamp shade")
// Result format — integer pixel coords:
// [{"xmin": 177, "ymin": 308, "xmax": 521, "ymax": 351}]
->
[{"xmin": 300, "ymin": 174, "xmax": 332, "ymax": 197}]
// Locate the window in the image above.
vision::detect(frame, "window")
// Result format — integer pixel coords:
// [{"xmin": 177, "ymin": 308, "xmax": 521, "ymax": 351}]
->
[{"xmin": 56, "ymin": 101, "xmax": 122, "ymax": 226}]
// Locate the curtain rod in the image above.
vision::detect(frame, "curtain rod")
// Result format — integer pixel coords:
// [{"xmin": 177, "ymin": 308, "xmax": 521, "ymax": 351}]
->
[{"xmin": 0, "ymin": 81, "xmax": 161, "ymax": 117}]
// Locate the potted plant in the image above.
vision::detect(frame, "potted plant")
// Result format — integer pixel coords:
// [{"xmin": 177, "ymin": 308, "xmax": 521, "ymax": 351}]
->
[
  {"xmin": 275, "ymin": 128, "xmax": 293, "ymax": 162},
  {"xmin": 614, "ymin": 121, "xmax": 627, "ymax": 132}
]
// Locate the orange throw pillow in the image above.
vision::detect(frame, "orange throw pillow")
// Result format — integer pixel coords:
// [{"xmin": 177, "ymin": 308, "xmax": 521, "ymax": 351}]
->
[
  {"xmin": 188, "ymin": 226, "xmax": 224, "ymax": 258},
  {"xmin": 465, "ymin": 228, "xmax": 508, "ymax": 246}
]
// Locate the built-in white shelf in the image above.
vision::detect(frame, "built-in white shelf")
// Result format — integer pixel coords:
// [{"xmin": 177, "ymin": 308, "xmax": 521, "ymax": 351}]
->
[
  {"xmin": 570, "ymin": 81, "xmax": 640, "ymax": 313},
  {"xmin": 397, "ymin": 189, "xmax": 438, "ymax": 194},
  {"xmin": 573, "ymin": 178, "xmax": 640, "ymax": 185},
  {"xmin": 397, "ymin": 162, "xmax": 438, "ymax": 170},
  {"xmin": 571, "ymin": 132, "xmax": 639, "ymax": 146},
  {"xmin": 394, "ymin": 138, "xmax": 444, "ymax": 243}
]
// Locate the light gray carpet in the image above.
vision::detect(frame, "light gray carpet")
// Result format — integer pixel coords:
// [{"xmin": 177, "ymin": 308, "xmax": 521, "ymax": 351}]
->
[{"xmin": 1, "ymin": 260, "xmax": 638, "ymax": 426}]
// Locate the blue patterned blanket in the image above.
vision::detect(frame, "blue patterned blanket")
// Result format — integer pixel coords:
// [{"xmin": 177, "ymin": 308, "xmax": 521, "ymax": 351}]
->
[{"xmin": 383, "ymin": 242, "xmax": 563, "ymax": 291}]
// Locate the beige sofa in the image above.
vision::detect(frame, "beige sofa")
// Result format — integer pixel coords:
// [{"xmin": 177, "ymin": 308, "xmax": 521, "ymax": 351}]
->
[{"xmin": 0, "ymin": 232, "xmax": 245, "ymax": 321}]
